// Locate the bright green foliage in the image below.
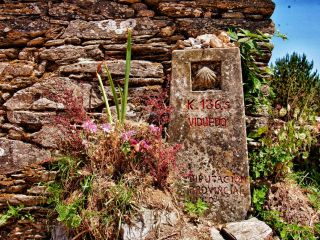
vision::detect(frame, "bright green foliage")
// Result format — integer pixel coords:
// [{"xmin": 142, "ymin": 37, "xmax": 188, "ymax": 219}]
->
[
  {"xmin": 308, "ymin": 188, "xmax": 320, "ymax": 211},
  {"xmin": 121, "ymin": 29, "xmax": 132, "ymax": 123},
  {"xmin": 250, "ymin": 120, "xmax": 315, "ymax": 180},
  {"xmin": 184, "ymin": 198, "xmax": 209, "ymax": 217},
  {"xmin": 56, "ymin": 201, "xmax": 83, "ymax": 229},
  {"xmin": 106, "ymin": 180, "xmax": 134, "ymax": 216},
  {"xmin": 252, "ymin": 185, "xmax": 319, "ymax": 240},
  {"xmin": 81, "ymin": 175, "xmax": 94, "ymax": 194},
  {"xmin": 274, "ymin": 30, "xmax": 288, "ymax": 40},
  {"xmin": 47, "ymin": 156, "xmax": 96, "ymax": 230},
  {"xmin": 0, "ymin": 205, "xmax": 34, "ymax": 227},
  {"xmin": 0, "ymin": 205, "xmax": 23, "ymax": 226},
  {"xmin": 47, "ymin": 182, "xmax": 83, "ymax": 228},
  {"xmin": 103, "ymin": 180, "xmax": 135, "ymax": 238},
  {"xmin": 47, "ymin": 182, "xmax": 63, "ymax": 205},
  {"xmin": 228, "ymin": 29, "xmax": 274, "ymax": 113},
  {"xmin": 233, "ymin": 29, "xmax": 319, "ymax": 240},
  {"xmin": 292, "ymin": 171, "xmax": 320, "ymax": 211},
  {"xmin": 272, "ymin": 53, "xmax": 320, "ymax": 117},
  {"xmin": 51, "ymin": 155, "xmax": 82, "ymax": 181},
  {"xmin": 97, "ymin": 29, "xmax": 132, "ymax": 125},
  {"xmin": 97, "ymin": 72, "xmax": 113, "ymax": 124},
  {"xmin": 252, "ymin": 186, "xmax": 268, "ymax": 212},
  {"xmin": 261, "ymin": 210, "xmax": 318, "ymax": 240}
]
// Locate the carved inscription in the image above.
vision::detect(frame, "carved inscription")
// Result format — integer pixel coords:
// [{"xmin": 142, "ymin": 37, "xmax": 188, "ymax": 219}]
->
[
  {"xmin": 186, "ymin": 173, "xmax": 249, "ymax": 203},
  {"xmin": 186, "ymin": 98, "xmax": 230, "ymax": 127}
]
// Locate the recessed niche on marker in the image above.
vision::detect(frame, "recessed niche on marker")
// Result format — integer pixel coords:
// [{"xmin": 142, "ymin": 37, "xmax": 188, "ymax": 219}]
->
[{"xmin": 191, "ymin": 61, "xmax": 222, "ymax": 91}]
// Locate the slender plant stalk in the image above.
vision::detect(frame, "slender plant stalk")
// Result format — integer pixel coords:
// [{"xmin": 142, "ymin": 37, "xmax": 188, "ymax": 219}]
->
[
  {"xmin": 103, "ymin": 64, "xmax": 120, "ymax": 120},
  {"xmin": 97, "ymin": 72, "xmax": 113, "ymax": 124},
  {"xmin": 118, "ymin": 85, "xmax": 123, "ymax": 105},
  {"xmin": 120, "ymin": 28, "xmax": 132, "ymax": 124}
]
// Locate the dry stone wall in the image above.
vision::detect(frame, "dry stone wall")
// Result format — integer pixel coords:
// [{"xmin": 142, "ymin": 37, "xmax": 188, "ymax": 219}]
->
[{"xmin": 0, "ymin": 0, "xmax": 275, "ymax": 238}]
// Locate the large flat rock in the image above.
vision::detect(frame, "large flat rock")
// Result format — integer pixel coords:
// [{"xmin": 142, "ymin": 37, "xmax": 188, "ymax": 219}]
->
[
  {"xmin": 61, "ymin": 18, "xmax": 170, "ymax": 40},
  {"xmin": 221, "ymin": 218, "xmax": 273, "ymax": 240},
  {"xmin": 0, "ymin": 138, "xmax": 51, "ymax": 175},
  {"xmin": 59, "ymin": 59, "xmax": 164, "ymax": 78},
  {"xmin": 4, "ymin": 76, "xmax": 103, "ymax": 111}
]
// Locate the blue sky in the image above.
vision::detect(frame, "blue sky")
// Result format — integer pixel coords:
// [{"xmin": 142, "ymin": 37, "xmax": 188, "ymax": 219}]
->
[{"xmin": 271, "ymin": 0, "xmax": 320, "ymax": 72}]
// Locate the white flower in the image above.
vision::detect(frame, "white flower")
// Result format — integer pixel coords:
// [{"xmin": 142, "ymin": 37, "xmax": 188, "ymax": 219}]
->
[
  {"xmin": 115, "ymin": 28, "xmax": 124, "ymax": 35},
  {"xmin": 97, "ymin": 19, "xmax": 136, "ymax": 34},
  {"xmin": 97, "ymin": 20, "xmax": 117, "ymax": 32},
  {"xmin": 107, "ymin": 20, "xmax": 117, "ymax": 31},
  {"xmin": 120, "ymin": 19, "xmax": 136, "ymax": 30},
  {"xmin": 0, "ymin": 148, "xmax": 5, "ymax": 157}
]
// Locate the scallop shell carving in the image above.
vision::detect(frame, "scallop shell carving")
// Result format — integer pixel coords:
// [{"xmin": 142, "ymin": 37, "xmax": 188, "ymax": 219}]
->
[{"xmin": 194, "ymin": 66, "xmax": 217, "ymax": 90}]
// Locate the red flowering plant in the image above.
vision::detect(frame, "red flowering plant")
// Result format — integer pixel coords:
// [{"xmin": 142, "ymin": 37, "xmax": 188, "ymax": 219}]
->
[
  {"xmin": 84, "ymin": 120, "xmax": 181, "ymax": 188},
  {"xmin": 145, "ymin": 89, "xmax": 173, "ymax": 126},
  {"xmin": 140, "ymin": 124, "xmax": 182, "ymax": 188},
  {"xmin": 43, "ymin": 83, "xmax": 88, "ymax": 156}
]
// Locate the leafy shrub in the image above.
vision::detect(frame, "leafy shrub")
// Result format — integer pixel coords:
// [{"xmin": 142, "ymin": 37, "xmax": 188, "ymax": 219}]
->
[
  {"xmin": 56, "ymin": 201, "xmax": 83, "ymax": 229},
  {"xmin": 45, "ymin": 86, "xmax": 87, "ymax": 156},
  {"xmin": 250, "ymin": 120, "xmax": 316, "ymax": 181},
  {"xmin": 272, "ymin": 53, "xmax": 320, "ymax": 118},
  {"xmin": 0, "ymin": 205, "xmax": 24, "ymax": 227},
  {"xmin": 228, "ymin": 29, "xmax": 274, "ymax": 113},
  {"xmin": 184, "ymin": 198, "xmax": 209, "ymax": 217},
  {"xmin": 252, "ymin": 186, "xmax": 268, "ymax": 212},
  {"xmin": 145, "ymin": 89, "xmax": 173, "ymax": 126},
  {"xmin": 89, "ymin": 121, "xmax": 181, "ymax": 188},
  {"xmin": 261, "ymin": 210, "xmax": 318, "ymax": 240},
  {"xmin": 229, "ymin": 28, "xmax": 320, "ymax": 240},
  {"xmin": 252, "ymin": 183, "xmax": 319, "ymax": 240}
]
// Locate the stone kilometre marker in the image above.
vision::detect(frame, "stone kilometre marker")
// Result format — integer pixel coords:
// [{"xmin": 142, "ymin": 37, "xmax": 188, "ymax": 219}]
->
[{"xmin": 169, "ymin": 48, "xmax": 250, "ymax": 223}]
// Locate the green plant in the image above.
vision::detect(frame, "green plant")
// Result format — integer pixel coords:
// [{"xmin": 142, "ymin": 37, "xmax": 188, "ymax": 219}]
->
[
  {"xmin": 56, "ymin": 201, "xmax": 83, "ymax": 229},
  {"xmin": 104, "ymin": 180, "xmax": 135, "ymax": 239},
  {"xmin": 184, "ymin": 198, "xmax": 209, "ymax": 217},
  {"xmin": 252, "ymin": 185, "xmax": 319, "ymax": 240},
  {"xmin": 51, "ymin": 155, "xmax": 82, "ymax": 181},
  {"xmin": 250, "ymin": 120, "xmax": 315, "ymax": 180},
  {"xmin": 0, "ymin": 204, "xmax": 35, "ymax": 227},
  {"xmin": 307, "ymin": 187, "xmax": 320, "ymax": 211},
  {"xmin": 97, "ymin": 28, "xmax": 132, "ymax": 125},
  {"xmin": 106, "ymin": 180, "xmax": 134, "ymax": 216},
  {"xmin": 234, "ymin": 28, "xmax": 320, "ymax": 240},
  {"xmin": 290, "ymin": 171, "xmax": 320, "ymax": 211},
  {"xmin": 0, "ymin": 205, "xmax": 24, "ymax": 226},
  {"xmin": 228, "ymin": 29, "xmax": 274, "ymax": 113},
  {"xmin": 47, "ymin": 158, "xmax": 96, "ymax": 231},
  {"xmin": 81, "ymin": 175, "xmax": 95, "ymax": 194},
  {"xmin": 252, "ymin": 186, "xmax": 268, "ymax": 212},
  {"xmin": 261, "ymin": 210, "xmax": 318, "ymax": 240},
  {"xmin": 272, "ymin": 53, "xmax": 320, "ymax": 117}
]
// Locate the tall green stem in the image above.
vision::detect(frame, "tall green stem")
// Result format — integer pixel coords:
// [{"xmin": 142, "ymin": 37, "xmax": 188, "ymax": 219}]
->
[
  {"xmin": 120, "ymin": 28, "xmax": 132, "ymax": 124},
  {"xmin": 97, "ymin": 72, "xmax": 113, "ymax": 124},
  {"xmin": 103, "ymin": 64, "xmax": 120, "ymax": 121}
]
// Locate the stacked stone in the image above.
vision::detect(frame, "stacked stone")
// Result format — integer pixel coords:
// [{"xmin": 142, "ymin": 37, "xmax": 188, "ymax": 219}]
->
[
  {"xmin": 0, "ymin": 163, "xmax": 57, "ymax": 239},
  {"xmin": 0, "ymin": 0, "xmax": 275, "ymax": 238}
]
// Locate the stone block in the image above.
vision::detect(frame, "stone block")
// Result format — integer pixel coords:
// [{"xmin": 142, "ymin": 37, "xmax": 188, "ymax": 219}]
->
[
  {"xmin": 221, "ymin": 218, "xmax": 273, "ymax": 240},
  {"xmin": 0, "ymin": 138, "xmax": 51, "ymax": 175},
  {"xmin": 169, "ymin": 48, "xmax": 250, "ymax": 223}
]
